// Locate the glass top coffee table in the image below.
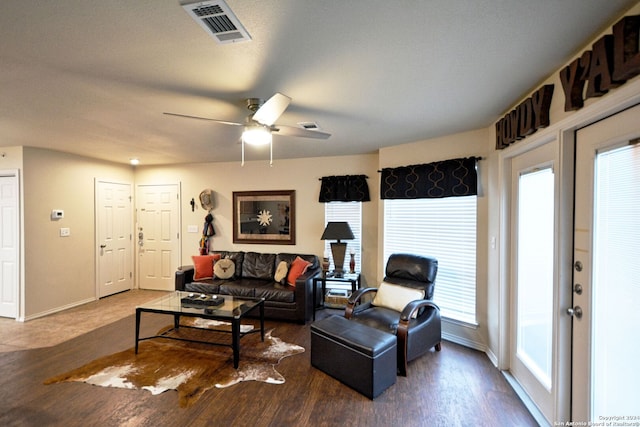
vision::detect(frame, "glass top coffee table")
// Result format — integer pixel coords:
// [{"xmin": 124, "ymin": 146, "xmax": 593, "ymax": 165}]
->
[{"xmin": 135, "ymin": 291, "xmax": 265, "ymax": 369}]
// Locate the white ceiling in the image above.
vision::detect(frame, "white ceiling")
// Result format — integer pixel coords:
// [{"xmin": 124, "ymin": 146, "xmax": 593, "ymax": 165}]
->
[{"xmin": 1, "ymin": 0, "xmax": 636, "ymax": 165}]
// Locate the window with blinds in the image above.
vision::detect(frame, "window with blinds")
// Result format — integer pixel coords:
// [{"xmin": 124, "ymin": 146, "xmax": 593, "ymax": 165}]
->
[
  {"xmin": 324, "ymin": 202, "xmax": 362, "ymax": 273},
  {"xmin": 383, "ymin": 196, "xmax": 477, "ymax": 324}
]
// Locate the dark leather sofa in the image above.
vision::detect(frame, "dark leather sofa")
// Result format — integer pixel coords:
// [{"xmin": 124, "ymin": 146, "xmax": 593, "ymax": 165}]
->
[{"xmin": 175, "ymin": 251, "xmax": 321, "ymax": 324}]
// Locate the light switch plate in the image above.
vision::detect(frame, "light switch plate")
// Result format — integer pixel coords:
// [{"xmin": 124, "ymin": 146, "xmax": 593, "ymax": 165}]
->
[{"xmin": 187, "ymin": 225, "xmax": 199, "ymax": 233}]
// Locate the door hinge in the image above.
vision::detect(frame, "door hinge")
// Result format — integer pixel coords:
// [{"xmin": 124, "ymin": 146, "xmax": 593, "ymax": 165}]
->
[{"xmin": 130, "ymin": 272, "xmax": 132, "ymax": 278}]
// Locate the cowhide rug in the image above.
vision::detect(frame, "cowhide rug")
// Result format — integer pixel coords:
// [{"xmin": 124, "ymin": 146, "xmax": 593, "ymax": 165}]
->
[{"xmin": 44, "ymin": 319, "xmax": 304, "ymax": 407}]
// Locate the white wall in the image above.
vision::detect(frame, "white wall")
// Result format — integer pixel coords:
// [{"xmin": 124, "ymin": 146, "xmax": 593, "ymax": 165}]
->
[
  {"xmin": 22, "ymin": 147, "xmax": 134, "ymax": 319},
  {"xmin": 134, "ymin": 154, "xmax": 380, "ymax": 287},
  {"xmin": 0, "ymin": 147, "xmax": 24, "ymax": 169}
]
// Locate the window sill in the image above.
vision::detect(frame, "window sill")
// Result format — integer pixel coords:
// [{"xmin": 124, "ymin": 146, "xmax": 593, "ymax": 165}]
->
[{"xmin": 442, "ymin": 316, "xmax": 479, "ymax": 329}]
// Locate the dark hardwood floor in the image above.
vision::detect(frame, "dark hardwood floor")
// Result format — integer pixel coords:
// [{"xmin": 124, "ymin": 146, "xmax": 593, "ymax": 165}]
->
[{"xmin": 0, "ymin": 307, "xmax": 537, "ymax": 427}]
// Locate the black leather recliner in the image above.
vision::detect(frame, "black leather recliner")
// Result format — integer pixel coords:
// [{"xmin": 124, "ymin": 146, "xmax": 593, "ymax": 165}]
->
[{"xmin": 345, "ymin": 253, "xmax": 441, "ymax": 376}]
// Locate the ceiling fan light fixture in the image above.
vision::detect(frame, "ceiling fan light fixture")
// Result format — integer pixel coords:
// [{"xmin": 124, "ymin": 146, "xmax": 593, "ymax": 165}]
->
[
  {"xmin": 242, "ymin": 125, "xmax": 272, "ymax": 146},
  {"xmin": 165, "ymin": 92, "xmax": 329, "ymax": 166}
]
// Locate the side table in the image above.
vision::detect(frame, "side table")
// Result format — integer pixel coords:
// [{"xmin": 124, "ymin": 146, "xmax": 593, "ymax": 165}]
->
[{"xmin": 313, "ymin": 272, "xmax": 361, "ymax": 321}]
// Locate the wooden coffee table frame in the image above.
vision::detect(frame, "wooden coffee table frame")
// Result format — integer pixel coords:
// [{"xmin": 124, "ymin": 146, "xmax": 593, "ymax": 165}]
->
[{"xmin": 135, "ymin": 294, "xmax": 265, "ymax": 369}]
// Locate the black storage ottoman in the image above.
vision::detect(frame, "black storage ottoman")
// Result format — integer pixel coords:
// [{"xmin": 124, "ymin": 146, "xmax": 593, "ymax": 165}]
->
[{"xmin": 311, "ymin": 315, "xmax": 397, "ymax": 399}]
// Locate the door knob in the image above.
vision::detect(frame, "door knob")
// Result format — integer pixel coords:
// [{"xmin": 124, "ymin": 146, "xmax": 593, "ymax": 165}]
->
[
  {"xmin": 567, "ymin": 306, "xmax": 583, "ymax": 319},
  {"xmin": 100, "ymin": 244, "xmax": 106, "ymax": 249}
]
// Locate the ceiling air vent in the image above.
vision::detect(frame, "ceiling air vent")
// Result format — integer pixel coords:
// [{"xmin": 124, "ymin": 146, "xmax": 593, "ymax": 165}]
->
[
  {"xmin": 182, "ymin": 0, "xmax": 251, "ymax": 44},
  {"xmin": 298, "ymin": 121, "xmax": 320, "ymax": 130}
]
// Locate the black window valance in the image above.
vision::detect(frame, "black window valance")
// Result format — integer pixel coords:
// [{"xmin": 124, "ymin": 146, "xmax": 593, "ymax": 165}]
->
[
  {"xmin": 380, "ymin": 157, "xmax": 479, "ymax": 199},
  {"xmin": 319, "ymin": 174, "xmax": 370, "ymax": 202}
]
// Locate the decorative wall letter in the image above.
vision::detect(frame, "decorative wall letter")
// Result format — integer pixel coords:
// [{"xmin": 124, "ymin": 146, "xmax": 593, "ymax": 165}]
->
[
  {"xmin": 560, "ymin": 14, "xmax": 640, "ymax": 112},
  {"xmin": 613, "ymin": 15, "xmax": 640, "ymax": 81},
  {"xmin": 495, "ymin": 85, "xmax": 554, "ymax": 149}
]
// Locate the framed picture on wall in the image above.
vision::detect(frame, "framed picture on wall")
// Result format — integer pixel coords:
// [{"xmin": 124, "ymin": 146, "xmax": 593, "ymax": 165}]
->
[{"xmin": 232, "ymin": 190, "xmax": 295, "ymax": 245}]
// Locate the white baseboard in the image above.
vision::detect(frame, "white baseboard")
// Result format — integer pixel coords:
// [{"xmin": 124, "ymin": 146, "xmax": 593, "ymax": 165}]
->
[
  {"xmin": 442, "ymin": 331, "xmax": 486, "ymax": 352},
  {"xmin": 22, "ymin": 297, "xmax": 97, "ymax": 322},
  {"xmin": 485, "ymin": 347, "xmax": 499, "ymax": 367}
]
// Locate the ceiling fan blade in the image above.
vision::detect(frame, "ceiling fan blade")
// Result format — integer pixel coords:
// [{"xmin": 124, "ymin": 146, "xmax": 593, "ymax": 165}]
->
[
  {"xmin": 252, "ymin": 93, "xmax": 291, "ymax": 126},
  {"xmin": 163, "ymin": 112, "xmax": 243, "ymax": 127},
  {"xmin": 272, "ymin": 125, "xmax": 331, "ymax": 139}
]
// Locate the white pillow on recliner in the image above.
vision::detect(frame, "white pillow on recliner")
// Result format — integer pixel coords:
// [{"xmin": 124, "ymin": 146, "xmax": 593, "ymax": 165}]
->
[{"xmin": 371, "ymin": 281, "xmax": 425, "ymax": 318}]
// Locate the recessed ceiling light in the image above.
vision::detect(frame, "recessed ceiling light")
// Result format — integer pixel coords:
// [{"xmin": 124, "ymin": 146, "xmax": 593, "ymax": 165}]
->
[{"xmin": 130, "ymin": 158, "xmax": 140, "ymax": 165}]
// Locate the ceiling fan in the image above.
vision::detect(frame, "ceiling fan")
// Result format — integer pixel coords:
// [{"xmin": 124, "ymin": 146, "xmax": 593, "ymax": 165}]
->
[{"xmin": 164, "ymin": 93, "xmax": 330, "ymax": 165}]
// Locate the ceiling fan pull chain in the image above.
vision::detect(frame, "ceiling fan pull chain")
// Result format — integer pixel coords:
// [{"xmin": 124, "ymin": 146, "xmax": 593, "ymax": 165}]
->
[
  {"xmin": 270, "ymin": 139, "xmax": 273, "ymax": 167},
  {"xmin": 241, "ymin": 139, "xmax": 245, "ymax": 166}
]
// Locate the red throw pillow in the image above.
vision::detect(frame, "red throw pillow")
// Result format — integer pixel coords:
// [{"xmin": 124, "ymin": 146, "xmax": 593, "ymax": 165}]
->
[
  {"xmin": 287, "ymin": 256, "xmax": 312, "ymax": 286},
  {"xmin": 191, "ymin": 254, "xmax": 221, "ymax": 280}
]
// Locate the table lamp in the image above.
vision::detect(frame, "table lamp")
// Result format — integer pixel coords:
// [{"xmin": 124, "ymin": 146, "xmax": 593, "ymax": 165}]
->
[{"xmin": 320, "ymin": 222, "xmax": 354, "ymax": 277}]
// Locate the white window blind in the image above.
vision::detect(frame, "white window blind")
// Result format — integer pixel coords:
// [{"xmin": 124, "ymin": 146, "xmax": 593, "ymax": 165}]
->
[
  {"xmin": 592, "ymin": 143, "xmax": 640, "ymax": 418},
  {"xmin": 324, "ymin": 202, "xmax": 362, "ymax": 272},
  {"xmin": 384, "ymin": 196, "xmax": 477, "ymax": 324}
]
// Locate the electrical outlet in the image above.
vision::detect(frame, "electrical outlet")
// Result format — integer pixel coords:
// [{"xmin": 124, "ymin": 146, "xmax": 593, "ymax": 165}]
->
[{"xmin": 60, "ymin": 228, "xmax": 70, "ymax": 237}]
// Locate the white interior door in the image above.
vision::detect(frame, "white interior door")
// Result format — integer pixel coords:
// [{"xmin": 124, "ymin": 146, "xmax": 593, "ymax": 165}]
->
[
  {"xmin": 509, "ymin": 140, "xmax": 570, "ymax": 424},
  {"xmin": 572, "ymin": 104, "xmax": 640, "ymax": 422},
  {"xmin": 136, "ymin": 184, "xmax": 180, "ymax": 291},
  {"xmin": 0, "ymin": 173, "xmax": 19, "ymax": 318},
  {"xmin": 96, "ymin": 180, "xmax": 133, "ymax": 298}
]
